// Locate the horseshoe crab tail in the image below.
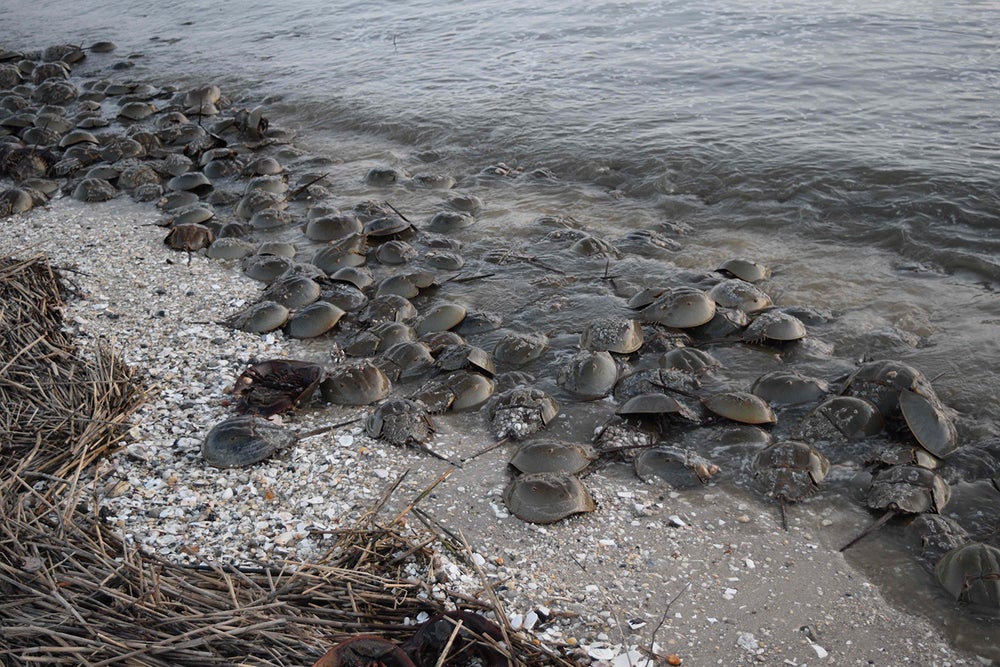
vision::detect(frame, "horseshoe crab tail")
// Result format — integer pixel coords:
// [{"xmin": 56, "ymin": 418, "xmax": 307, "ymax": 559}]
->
[
  {"xmin": 839, "ymin": 509, "xmax": 897, "ymax": 552},
  {"xmin": 779, "ymin": 496, "xmax": 788, "ymax": 531}
]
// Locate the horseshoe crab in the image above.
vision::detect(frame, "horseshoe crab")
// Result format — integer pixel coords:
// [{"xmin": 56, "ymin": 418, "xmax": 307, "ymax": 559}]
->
[
  {"xmin": 428, "ymin": 210, "xmax": 474, "ymax": 232},
  {"xmin": 840, "ymin": 465, "xmax": 951, "ymax": 551},
  {"xmin": 617, "ymin": 392, "xmax": 700, "ymax": 427},
  {"xmin": 717, "ymin": 258, "xmax": 771, "ymax": 283},
  {"xmin": 840, "ymin": 359, "xmax": 936, "ymax": 417},
  {"xmin": 72, "ymin": 177, "xmax": 116, "ymax": 202},
  {"xmin": 312, "ymin": 635, "xmax": 415, "ymax": 667},
  {"xmin": 260, "ymin": 274, "xmax": 321, "ymax": 310},
  {"xmin": 510, "ymin": 440, "xmax": 596, "ymax": 475},
  {"xmin": 639, "ymin": 287, "xmax": 716, "ymax": 328},
  {"xmin": 231, "ymin": 359, "xmax": 324, "ymax": 416},
  {"xmin": 659, "ymin": 347, "xmax": 721, "ymax": 374},
  {"xmin": 742, "ymin": 310, "xmax": 807, "ymax": 344},
  {"xmin": 795, "ymin": 395, "xmax": 884, "ymax": 444},
  {"xmin": 358, "ymin": 294, "xmax": 418, "ymax": 326},
  {"xmin": 319, "ymin": 281, "xmax": 368, "ymax": 312},
  {"xmin": 634, "ymin": 445, "xmax": 720, "ymax": 488},
  {"xmin": 751, "ymin": 440, "xmax": 830, "ymax": 529},
  {"xmin": 363, "ymin": 214, "xmax": 416, "ymax": 241},
  {"xmin": 320, "ymin": 361, "xmax": 392, "ymax": 406},
  {"xmin": 935, "ymin": 542, "xmax": 1000, "ymax": 610},
  {"xmin": 223, "ymin": 300, "xmax": 290, "ymax": 333},
  {"xmin": 613, "ymin": 368, "xmax": 701, "ymax": 402},
  {"xmin": 435, "ymin": 344, "xmax": 495, "ymax": 376},
  {"xmin": 751, "ymin": 370, "xmax": 829, "ymax": 406},
  {"xmin": 867, "ymin": 442, "xmax": 940, "ymax": 471},
  {"xmin": 415, "ymin": 302, "xmax": 467, "ymax": 335},
  {"xmin": 420, "ymin": 330, "xmax": 466, "ymax": 354},
  {"xmin": 413, "ymin": 371, "xmax": 495, "ymax": 412},
  {"xmin": 365, "ymin": 398, "xmax": 434, "ymax": 447},
  {"xmin": 899, "ymin": 388, "xmax": 958, "ymax": 458},
  {"xmin": 494, "ymin": 331, "xmax": 548, "ymax": 367},
  {"xmin": 164, "ymin": 223, "xmax": 214, "ymax": 252},
  {"xmin": 487, "ymin": 385, "xmax": 559, "ymax": 440},
  {"xmin": 202, "ymin": 415, "xmax": 298, "ymax": 468},
  {"xmin": 373, "ymin": 239, "xmax": 417, "ymax": 265},
  {"xmin": 580, "ymin": 317, "xmax": 644, "ymax": 354},
  {"xmin": 402, "ymin": 611, "xmax": 507, "ymax": 667},
  {"xmin": 503, "ymin": 472, "xmax": 597, "ymax": 524},
  {"xmin": 304, "ymin": 213, "xmax": 362, "ymax": 242},
  {"xmin": 376, "ymin": 271, "xmax": 437, "ymax": 299},
  {"xmin": 557, "ymin": 350, "xmax": 618, "ymax": 400},
  {"xmin": 344, "ymin": 322, "xmax": 416, "ymax": 357},
  {"xmin": 423, "ymin": 249, "xmax": 465, "ymax": 270},
  {"xmin": 708, "ymin": 279, "xmax": 773, "ymax": 313},
  {"xmin": 285, "ymin": 301, "xmax": 345, "ymax": 338},
  {"xmin": 376, "ymin": 341, "xmax": 436, "ymax": 381},
  {"xmin": 906, "ymin": 514, "xmax": 971, "ymax": 572},
  {"xmin": 703, "ymin": 391, "xmax": 776, "ymax": 425}
]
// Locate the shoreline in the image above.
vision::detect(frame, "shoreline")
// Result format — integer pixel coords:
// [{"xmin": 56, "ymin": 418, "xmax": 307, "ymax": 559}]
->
[{"xmin": 3, "ymin": 198, "xmax": 991, "ymax": 665}]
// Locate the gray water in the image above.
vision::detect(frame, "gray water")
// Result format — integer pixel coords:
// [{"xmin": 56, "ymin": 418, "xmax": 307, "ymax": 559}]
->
[{"xmin": 3, "ymin": 0, "xmax": 999, "ymax": 658}]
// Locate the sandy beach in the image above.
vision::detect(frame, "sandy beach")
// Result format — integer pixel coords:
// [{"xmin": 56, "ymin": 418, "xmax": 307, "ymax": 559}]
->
[{"xmin": 3, "ymin": 197, "xmax": 993, "ymax": 665}]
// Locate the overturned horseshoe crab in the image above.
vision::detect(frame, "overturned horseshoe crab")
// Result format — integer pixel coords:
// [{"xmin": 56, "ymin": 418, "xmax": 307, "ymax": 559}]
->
[
  {"xmin": 487, "ymin": 385, "xmax": 559, "ymax": 440},
  {"xmin": 503, "ymin": 472, "xmax": 597, "ymax": 524},
  {"xmin": 840, "ymin": 464, "xmax": 951, "ymax": 552},
  {"xmin": 230, "ymin": 359, "xmax": 324, "ymax": 417},
  {"xmin": 751, "ymin": 440, "xmax": 830, "ymax": 529}
]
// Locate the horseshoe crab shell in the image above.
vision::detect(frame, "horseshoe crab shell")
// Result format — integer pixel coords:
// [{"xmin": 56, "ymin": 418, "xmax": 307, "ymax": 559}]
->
[
  {"xmin": 718, "ymin": 258, "xmax": 771, "ymax": 283},
  {"xmin": 751, "ymin": 370, "xmax": 829, "ymax": 406},
  {"xmin": 420, "ymin": 330, "xmax": 466, "ymax": 354},
  {"xmin": 580, "ymin": 317, "xmax": 644, "ymax": 354},
  {"xmin": 556, "ymin": 350, "xmax": 618, "ymax": 400},
  {"xmin": 260, "ymin": 275, "xmax": 321, "ymax": 310},
  {"xmin": 510, "ymin": 441, "xmax": 596, "ymax": 475},
  {"xmin": 358, "ymin": 294, "xmax": 418, "ymax": 326},
  {"xmin": 164, "ymin": 224, "xmax": 214, "ymax": 252},
  {"xmin": 320, "ymin": 361, "xmax": 392, "ymax": 406},
  {"xmin": 373, "ymin": 239, "xmax": 417, "ymax": 265},
  {"xmin": 503, "ymin": 472, "xmax": 597, "ymax": 524},
  {"xmin": 906, "ymin": 514, "xmax": 971, "ymax": 572},
  {"xmin": 617, "ymin": 392, "xmax": 700, "ymax": 423},
  {"xmin": 796, "ymin": 395, "xmax": 884, "ymax": 442},
  {"xmin": 751, "ymin": 440, "xmax": 830, "ymax": 501},
  {"xmin": 428, "ymin": 210, "xmax": 474, "ymax": 232},
  {"xmin": 841, "ymin": 359, "xmax": 936, "ymax": 416},
  {"xmin": 899, "ymin": 388, "xmax": 958, "ymax": 458},
  {"xmin": 363, "ymin": 215, "xmax": 415, "ymax": 241},
  {"xmin": 344, "ymin": 322, "xmax": 416, "ymax": 357},
  {"xmin": 703, "ymin": 391, "xmax": 776, "ymax": 425},
  {"xmin": 242, "ymin": 254, "xmax": 294, "ymax": 283},
  {"xmin": 376, "ymin": 271, "xmax": 437, "ymax": 299},
  {"xmin": 494, "ymin": 331, "xmax": 548, "ymax": 367},
  {"xmin": 304, "ymin": 213, "xmax": 362, "ymax": 242},
  {"xmin": 708, "ymin": 279, "xmax": 773, "ymax": 313},
  {"xmin": 659, "ymin": 347, "xmax": 721, "ymax": 374},
  {"xmin": 376, "ymin": 341, "xmax": 436, "ymax": 381},
  {"xmin": 639, "ymin": 287, "xmax": 716, "ymax": 328},
  {"xmin": 167, "ymin": 171, "xmax": 212, "ymax": 195},
  {"xmin": 866, "ymin": 465, "xmax": 951, "ymax": 514},
  {"xmin": 312, "ymin": 635, "xmax": 416, "ymax": 667},
  {"xmin": 488, "ymin": 386, "xmax": 560, "ymax": 440},
  {"xmin": 742, "ymin": 310, "xmax": 807, "ymax": 343},
  {"xmin": 435, "ymin": 344, "xmax": 495, "ymax": 376},
  {"xmin": 319, "ymin": 281, "xmax": 369, "ymax": 312},
  {"xmin": 935, "ymin": 542, "xmax": 1000, "ymax": 609},
  {"xmin": 285, "ymin": 301, "xmax": 345, "ymax": 338},
  {"xmin": 413, "ymin": 371, "xmax": 494, "ymax": 412},
  {"xmin": 365, "ymin": 398, "xmax": 434, "ymax": 446},
  {"xmin": 613, "ymin": 368, "xmax": 701, "ymax": 402},
  {"xmin": 415, "ymin": 302, "xmax": 467, "ymax": 335},
  {"xmin": 202, "ymin": 415, "xmax": 297, "ymax": 468},
  {"xmin": 224, "ymin": 300, "xmax": 290, "ymax": 333},
  {"xmin": 634, "ymin": 445, "xmax": 719, "ymax": 488},
  {"xmin": 72, "ymin": 177, "xmax": 116, "ymax": 202},
  {"xmin": 231, "ymin": 359, "xmax": 324, "ymax": 417}
]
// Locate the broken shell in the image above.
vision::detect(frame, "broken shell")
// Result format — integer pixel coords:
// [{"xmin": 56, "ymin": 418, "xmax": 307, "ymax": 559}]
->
[
  {"xmin": 202, "ymin": 415, "xmax": 297, "ymax": 468},
  {"xmin": 510, "ymin": 440, "xmax": 596, "ymax": 475},
  {"xmin": 320, "ymin": 361, "xmax": 392, "ymax": 406},
  {"xmin": 503, "ymin": 472, "xmax": 597, "ymax": 524},
  {"xmin": 703, "ymin": 391, "xmax": 776, "ymax": 425},
  {"xmin": 580, "ymin": 317, "xmax": 644, "ymax": 354}
]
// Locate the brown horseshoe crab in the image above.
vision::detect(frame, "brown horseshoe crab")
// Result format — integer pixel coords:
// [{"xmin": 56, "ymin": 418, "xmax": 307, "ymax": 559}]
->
[
  {"xmin": 509, "ymin": 440, "xmax": 597, "ymax": 475},
  {"xmin": 840, "ymin": 464, "xmax": 951, "ymax": 552},
  {"xmin": 634, "ymin": 445, "xmax": 720, "ymax": 488},
  {"xmin": 320, "ymin": 361, "xmax": 392, "ymax": 406},
  {"xmin": 703, "ymin": 391, "xmax": 776, "ymax": 425},
  {"xmin": 312, "ymin": 635, "xmax": 416, "ymax": 667},
  {"xmin": 230, "ymin": 359, "xmax": 324, "ymax": 417},
  {"xmin": 487, "ymin": 385, "xmax": 560, "ymax": 440},
  {"xmin": 751, "ymin": 440, "xmax": 830, "ymax": 529},
  {"xmin": 503, "ymin": 472, "xmax": 597, "ymax": 524}
]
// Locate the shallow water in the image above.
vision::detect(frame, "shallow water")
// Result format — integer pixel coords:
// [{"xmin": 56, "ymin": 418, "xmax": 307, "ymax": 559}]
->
[{"xmin": 3, "ymin": 0, "xmax": 1000, "ymax": 658}]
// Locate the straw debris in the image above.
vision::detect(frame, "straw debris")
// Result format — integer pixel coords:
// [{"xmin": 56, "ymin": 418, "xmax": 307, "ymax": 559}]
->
[{"xmin": 0, "ymin": 254, "xmax": 575, "ymax": 666}]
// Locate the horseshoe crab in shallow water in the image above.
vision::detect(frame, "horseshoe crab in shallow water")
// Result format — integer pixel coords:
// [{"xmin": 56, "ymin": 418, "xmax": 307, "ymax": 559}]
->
[
  {"xmin": 898, "ymin": 388, "xmax": 958, "ymax": 458},
  {"xmin": 343, "ymin": 322, "xmax": 416, "ymax": 357},
  {"xmin": 632, "ymin": 445, "xmax": 716, "ymax": 487},
  {"xmin": 795, "ymin": 395, "xmax": 884, "ymax": 446},
  {"xmin": 703, "ymin": 391, "xmax": 776, "ymax": 425},
  {"xmin": 751, "ymin": 370, "xmax": 829, "ymax": 406},
  {"xmin": 840, "ymin": 359, "xmax": 936, "ymax": 417},
  {"xmin": 906, "ymin": 514, "xmax": 971, "ymax": 572},
  {"xmin": 503, "ymin": 472, "xmax": 597, "ymax": 524},
  {"xmin": 580, "ymin": 317, "xmax": 644, "ymax": 354},
  {"xmin": 494, "ymin": 331, "xmax": 548, "ymax": 367},
  {"xmin": 639, "ymin": 287, "xmax": 716, "ymax": 328},
  {"xmin": 202, "ymin": 415, "xmax": 299, "ymax": 468},
  {"xmin": 223, "ymin": 300, "xmax": 290, "ymax": 333},
  {"xmin": 415, "ymin": 302, "xmax": 467, "ymax": 335},
  {"xmin": 616, "ymin": 392, "xmax": 700, "ymax": 429},
  {"xmin": 751, "ymin": 440, "xmax": 830, "ymax": 529},
  {"xmin": 376, "ymin": 341, "xmax": 436, "ymax": 381},
  {"xmin": 935, "ymin": 542, "xmax": 1000, "ymax": 610},
  {"xmin": 557, "ymin": 350, "xmax": 618, "ymax": 400},
  {"xmin": 659, "ymin": 347, "xmax": 721, "ymax": 374},
  {"xmin": 285, "ymin": 301, "xmax": 345, "ymax": 338},
  {"xmin": 717, "ymin": 258, "xmax": 771, "ymax": 283},
  {"xmin": 358, "ymin": 294, "xmax": 418, "ymax": 326},
  {"xmin": 509, "ymin": 440, "xmax": 597, "ymax": 475},
  {"xmin": 231, "ymin": 359, "xmax": 324, "ymax": 417},
  {"xmin": 365, "ymin": 398, "xmax": 434, "ymax": 447},
  {"xmin": 840, "ymin": 465, "xmax": 952, "ymax": 551},
  {"xmin": 708, "ymin": 279, "xmax": 773, "ymax": 313},
  {"xmin": 613, "ymin": 367, "xmax": 701, "ymax": 402},
  {"xmin": 487, "ymin": 385, "xmax": 559, "ymax": 440},
  {"xmin": 435, "ymin": 344, "xmax": 495, "ymax": 376},
  {"xmin": 742, "ymin": 310, "xmax": 807, "ymax": 344}
]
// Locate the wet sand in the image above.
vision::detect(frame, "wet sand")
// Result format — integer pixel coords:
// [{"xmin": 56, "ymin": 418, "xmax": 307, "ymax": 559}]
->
[{"xmin": 3, "ymin": 197, "xmax": 994, "ymax": 665}]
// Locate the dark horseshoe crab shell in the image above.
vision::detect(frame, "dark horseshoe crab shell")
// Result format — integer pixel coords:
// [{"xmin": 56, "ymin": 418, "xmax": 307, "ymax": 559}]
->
[
  {"xmin": 202, "ymin": 415, "xmax": 297, "ymax": 468},
  {"xmin": 634, "ymin": 445, "xmax": 720, "ymax": 488},
  {"xmin": 751, "ymin": 440, "xmax": 830, "ymax": 502},
  {"xmin": 231, "ymin": 359, "xmax": 324, "ymax": 417},
  {"xmin": 509, "ymin": 440, "xmax": 596, "ymax": 475},
  {"xmin": 935, "ymin": 542, "xmax": 1000, "ymax": 610},
  {"xmin": 866, "ymin": 464, "xmax": 951, "ymax": 514},
  {"xmin": 503, "ymin": 472, "xmax": 597, "ymax": 524}
]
